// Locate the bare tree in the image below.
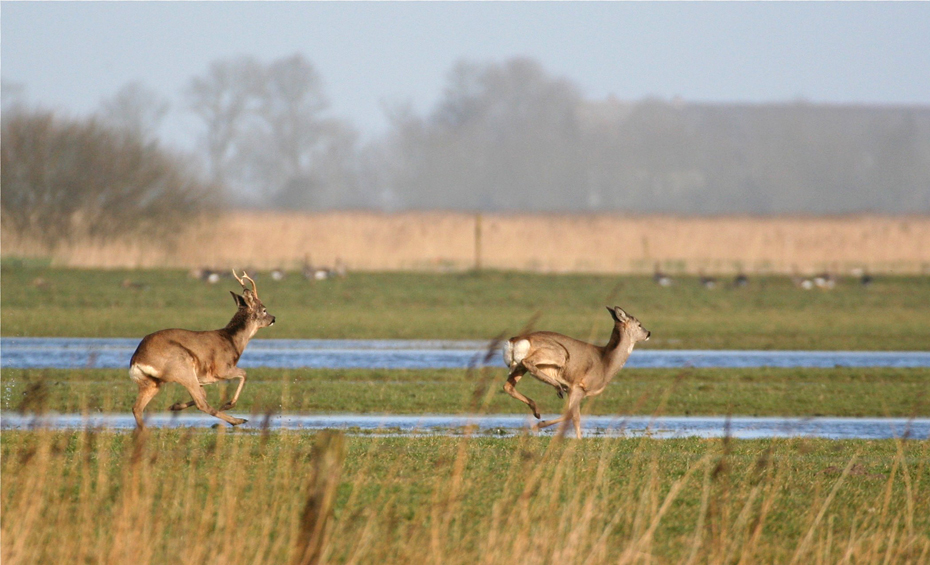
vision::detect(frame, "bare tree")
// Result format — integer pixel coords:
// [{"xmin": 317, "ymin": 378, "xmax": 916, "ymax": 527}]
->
[
  {"xmin": 186, "ymin": 54, "xmax": 360, "ymax": 207},
  {"xmin": 179, "ymin": 54, "xmax": 930, "ymax": 214},
  {"xmin": 356, "ymin": 99, "xmax": 426, "ymax": 211},
  {"xmin": 272, "ymin": 118, "xmax": 362, "ymax": 208},
  {"xmin": 1, "ymin": 110, "xmax": 218, "ymax": 249},
  {"xmin": 378, "ymin": 57, "xmax": 930, "ymax": 214},
  {"xmin": 185, "ymin": 56, "xmax": 264, "ymax": 187},
  {"xmin": 1, "ymin": 79, "xmax": 27, "ymax": 115},
  {"xmin": 244, "ymin": 54, "xmax": 333, "ymax": 204},
  {"xmin": 98, "ymin": 81, "xmax": 170, "ymax": 144},
  {"xmin": 387, "ymin": 57, "xmax": 585, "ymax": 210}
]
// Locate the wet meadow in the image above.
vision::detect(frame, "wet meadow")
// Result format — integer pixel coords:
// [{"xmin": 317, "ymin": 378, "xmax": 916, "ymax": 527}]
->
[{"xmin": 2, "ymin": 265, "xmax": 929, "ymax": 563}]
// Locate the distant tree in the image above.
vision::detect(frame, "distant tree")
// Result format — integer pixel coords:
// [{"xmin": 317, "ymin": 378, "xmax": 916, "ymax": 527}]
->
[
  {"xmin": 1, "ymin": 79, "xmax": 27, "ymax": 115},
  {"xmin": 185, "ymin": 56, "xmax": 264, "ymax": 189},
  {"xmin": 359, "ymin": 100, "xmax": 426, "ymax": 211},
  {"xmin": 178, "ymin": 54, "xmax": 930, "ymax": 214},
  {"xmin": 389, "ymin": 57, "xmax": 585, "ymax": 211},
  {"xmin": 1, "ymin": 109, "xmax": 218, "ymax": 249},
  {"xmin": 186, "ymin": 54, "xmax": 360, "ymax": 208},
  {"xmin": 375, "ymin": 57, "xmax": 930, "ymax": 215},
  {"xmin": 246, "ymin": 54, "xmax": 330, "ymax": 203},
  {"xmin": 98, "ymin": 81, "xmax": 170, "ymax": 144},
  {"xmin": 272, "ymin": 118, "xmax": 363, "ymax": 209}
]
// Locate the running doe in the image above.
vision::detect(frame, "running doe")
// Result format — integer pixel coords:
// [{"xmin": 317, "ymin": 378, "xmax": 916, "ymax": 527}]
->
[{"xmin": 502, "ymin": 306, "xmax": 650, "ymax": 439}]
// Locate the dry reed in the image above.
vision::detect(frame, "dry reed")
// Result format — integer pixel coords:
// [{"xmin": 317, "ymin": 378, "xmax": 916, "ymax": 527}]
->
[
  {"xmin": 3, "ymin": 211, "xmax": 929, "ymax": 274},
  {"xmin": 2, "ymin": 422, "xmax": 927, "ymax": 564}
]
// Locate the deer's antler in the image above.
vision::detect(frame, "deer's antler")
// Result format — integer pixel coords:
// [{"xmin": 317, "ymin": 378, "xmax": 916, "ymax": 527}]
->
[{"xmin": 232, "ymin": 269, "xmax": 258, "ymax": 297}]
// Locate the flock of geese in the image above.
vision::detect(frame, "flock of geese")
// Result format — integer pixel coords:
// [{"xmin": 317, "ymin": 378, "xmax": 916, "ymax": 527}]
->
[
  {"xmin": 652, "ymin": 262, "xmax": 874, "ymax": 290},
  {"xmin": 86, "ymin": 261, "xmax": 874, "ymax": 291},
  {"xmin": 189, "ymin": 256, "xmax": 346, "ymax": 285}
]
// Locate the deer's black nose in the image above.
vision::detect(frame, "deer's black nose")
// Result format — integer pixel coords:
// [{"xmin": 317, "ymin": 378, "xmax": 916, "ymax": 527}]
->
[{"xmin": 646, "ymin": 331, "xmax": 651, "ymax": 339}]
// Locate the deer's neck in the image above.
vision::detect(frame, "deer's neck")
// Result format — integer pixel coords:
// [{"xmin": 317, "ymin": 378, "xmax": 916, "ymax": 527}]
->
[
  {"xmin": 603, "ymin": 327, "xmax": 635, "ymax": 375},
  {"xmin": 223, "ymin": 312, "xmax": 257, "ymax": 355}
]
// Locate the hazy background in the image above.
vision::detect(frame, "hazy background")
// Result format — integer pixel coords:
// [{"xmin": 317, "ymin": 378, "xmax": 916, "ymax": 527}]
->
[{"xmin": 3, "ymin": 1, "xmax": 930, "ymax": 232}]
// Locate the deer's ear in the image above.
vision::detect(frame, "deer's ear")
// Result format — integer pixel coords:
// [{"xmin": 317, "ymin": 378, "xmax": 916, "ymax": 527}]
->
[
  {"xmin": 230, "ymin": 291, "xmax": 247, "ymax": 309},
  {"xmin": 609, "ymin": 306, "xmax": 629, "ymax": 323},
  {"xmin": 607, "ymin": 306, "xmax": 620, "ymax": 322}
]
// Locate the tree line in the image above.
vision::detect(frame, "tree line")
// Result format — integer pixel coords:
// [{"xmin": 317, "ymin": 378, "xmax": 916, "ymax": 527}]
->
[{"xmin": 3, "ymin": 54, "xmax": 929, "ymax": 246}]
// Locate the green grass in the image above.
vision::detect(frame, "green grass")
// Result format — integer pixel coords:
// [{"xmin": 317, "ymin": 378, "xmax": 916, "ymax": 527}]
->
[
  {"xmin": 3, "ymin": 265, "xmax": 930, "ymax": 349},
  {"xmin": 2, "ymin": 429, "xmax": 927, "ymax": 564},
  {"xmin": 5, "ymin": 366, "xmax": 928, "ymax": 418}
]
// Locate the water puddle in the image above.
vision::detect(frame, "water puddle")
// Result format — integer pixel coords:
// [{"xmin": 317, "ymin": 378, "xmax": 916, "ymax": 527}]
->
[
  {"xmin": 2, "ymin": 413, "xmax": 927, "ymax": 440},
  {"xmin": 2, "ymin": 338, "xmax": 929, "ymax": 370}
]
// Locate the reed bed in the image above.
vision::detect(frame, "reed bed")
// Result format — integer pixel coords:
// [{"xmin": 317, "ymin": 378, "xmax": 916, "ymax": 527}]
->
[{"xmin": 3, "ymin": 211, "xmax": 929, "ymax": 274}]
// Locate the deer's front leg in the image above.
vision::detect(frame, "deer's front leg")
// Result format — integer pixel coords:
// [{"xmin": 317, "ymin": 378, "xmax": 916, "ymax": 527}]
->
[
  {"xmin": 220, "ymin": 368, "xmax": 247, "ymax": 411},
  {"xmin": 536, "ymin": 386, "xmax": 586, "ymax": 439}
]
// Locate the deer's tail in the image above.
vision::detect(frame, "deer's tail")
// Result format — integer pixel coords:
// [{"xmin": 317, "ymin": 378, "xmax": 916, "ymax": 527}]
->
[
  {"xmin": 502, "ymin": 338, "xmax": 531, "ymax": 369},
  {"xmin": 129, "ymin": 363, "xmax": 159, "ymax": 384}
]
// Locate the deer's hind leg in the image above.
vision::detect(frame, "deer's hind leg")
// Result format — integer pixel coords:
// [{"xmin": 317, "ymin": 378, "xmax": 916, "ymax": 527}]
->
[
  {"xmin": 132, "ymin": 377, "xmax": 164, "ymax": 429},
  {"xmin": 520, "ymin": 351, "xmax": 568, "ymax": 399},
  {"xmin": 503, "ymin": 366, "xmax": 541, "ymax": 420},
  {"xmin": 170, "ymin": 395, "xmax": 198, "ymax": 411}
]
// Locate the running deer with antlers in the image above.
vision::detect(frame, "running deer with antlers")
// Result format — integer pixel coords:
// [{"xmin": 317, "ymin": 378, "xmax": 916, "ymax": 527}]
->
[
  {"xmin": 128, "ymin": 270, "xmax": 275, "ymax": 429},
  {"xmin": 502, "ymin": 306, "xmax": 650, "ymax": 439}
]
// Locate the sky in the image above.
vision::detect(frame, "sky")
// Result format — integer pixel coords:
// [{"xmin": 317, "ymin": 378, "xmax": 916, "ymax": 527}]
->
[{"xmin": 3, "ymin": 1, "xmax": 930, "ymax": 150}]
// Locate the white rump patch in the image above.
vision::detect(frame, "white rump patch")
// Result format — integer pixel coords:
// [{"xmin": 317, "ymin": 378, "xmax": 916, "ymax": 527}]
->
[
  {"xmin": 503, "ymin": 339, "xmax": 531, "ymax": 368},
  {"xmin": 129, "ymin": 363, "xmax": 160, "ymax": 383}
]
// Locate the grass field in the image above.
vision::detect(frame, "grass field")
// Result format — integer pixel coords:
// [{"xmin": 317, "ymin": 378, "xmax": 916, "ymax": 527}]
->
[
  {"xmin": 2, "ymin": 429, "xmax": 928, "ymax": 564},
  {"xmin": 4, "ymin": 366, "xmax": 929, "ymax": 418},
  {"xmin": 3, "ymin": 265, "xmax": 930, "ymax": 349}
]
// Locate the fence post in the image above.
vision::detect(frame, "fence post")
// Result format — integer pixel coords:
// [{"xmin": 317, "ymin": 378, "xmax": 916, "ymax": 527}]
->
[{"xmin": 475, "ymin": 212, "xmax": 483, "ymax": 271}]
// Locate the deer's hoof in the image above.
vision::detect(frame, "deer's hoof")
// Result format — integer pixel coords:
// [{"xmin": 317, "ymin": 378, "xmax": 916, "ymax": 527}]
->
[
  {"xmin": 533, "ymin": 411, "xmax": 541, "ymax": 420},
  {"xmin": 169, "ymin": 402, "xmax": 187, "ymax": 411},
  {"xmin": 220, "ymin": 402, "xmax": 236, "ymax": 411},
  {"xmin": 230, "ymin": 418, "xmax": 247, "ymax": 426}
]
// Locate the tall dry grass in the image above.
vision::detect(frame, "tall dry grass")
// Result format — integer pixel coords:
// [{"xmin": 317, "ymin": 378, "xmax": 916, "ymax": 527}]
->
[
  {"xmin": 3, "ymin": 211, "xmax": 929, "ymax": 274},
  {"xmin": 2, "ymin": 359, "xmax": 927, "ymax": 564},
  {"xmin": 2, "ymin": 426, "xmax": 927, "ymax": 564}
]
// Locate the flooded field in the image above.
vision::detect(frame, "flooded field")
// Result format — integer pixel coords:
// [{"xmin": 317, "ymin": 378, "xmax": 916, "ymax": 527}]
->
[
  {"xmin": 4, "ymin": 338, "xmax": 927, "ymax": 440},
  {"xmin": 3, "ymin": 412, "xmax": 927, "ymax": 440},
  {"xmin": 3, "ymin": 337, "xmax": 930, "ymax": 370}
]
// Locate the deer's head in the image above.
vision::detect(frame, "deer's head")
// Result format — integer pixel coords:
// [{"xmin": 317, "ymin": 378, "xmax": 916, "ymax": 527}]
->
[
  {"xmin": 231, "ymin": 270, "xmax": 276, "ymax": 331},
  {"xmin": 607, "ymin": 306, "xmax": 650, "ymax": 343}
]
